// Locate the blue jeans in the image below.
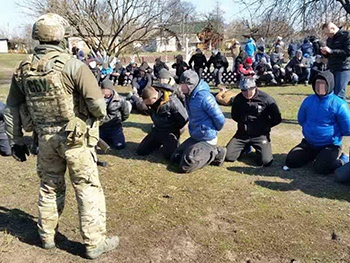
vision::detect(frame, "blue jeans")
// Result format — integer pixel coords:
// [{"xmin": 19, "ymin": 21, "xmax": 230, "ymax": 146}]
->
[
  {"xmin": 0, "ymin": 137, "xmax": 11, "ymax": 156},
  {"xmin": 99, "ymin": 123, "xmax": 126, "ymax": 150},
  {"xmin": 332, "ymin": 70, "xmax": 350, "ymax": 100},
  {"xmin": 213, "ymin": 67, "xmax": 225, "ymax": 86}
]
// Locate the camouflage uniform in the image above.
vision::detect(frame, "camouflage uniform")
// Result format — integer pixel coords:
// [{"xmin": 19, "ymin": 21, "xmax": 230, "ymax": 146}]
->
[{"xmin": 4, "ymin": 41, "xmax": 108, "ymax": 250}]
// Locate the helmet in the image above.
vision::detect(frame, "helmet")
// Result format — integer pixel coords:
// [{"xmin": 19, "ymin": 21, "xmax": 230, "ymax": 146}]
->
[{"xmin": 32, "ymin": 13, "xmax": 70, "ymax": 42}]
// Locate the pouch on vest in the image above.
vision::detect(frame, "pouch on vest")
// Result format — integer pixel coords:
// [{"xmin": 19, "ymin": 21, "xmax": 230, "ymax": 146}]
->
[
  {"xmin": 65, "ymin": 117, "xmax": 87, "ymax": 147},
  {"xmin": 86, "ymin": 119, "xmax": 99, "ymax": 147},
  {"xmin": 19, "ymin": 103, "xmax": 33, "ymax": 132}
]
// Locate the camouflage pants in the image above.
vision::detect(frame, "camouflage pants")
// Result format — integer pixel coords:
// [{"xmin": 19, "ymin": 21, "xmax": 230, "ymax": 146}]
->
[{"xmin": 36, "ymin": 133, "xmax": 106, "ymax": 248}]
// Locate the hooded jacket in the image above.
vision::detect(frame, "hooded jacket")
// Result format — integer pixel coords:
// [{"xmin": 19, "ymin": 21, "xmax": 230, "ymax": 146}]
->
[
  {"xmin": 185, "ymin": 79, "xmax": 225, "ymax": 141},
  {"xmin": 298, "ymin": 70, "xmax": 350, "ymax": 148},
  {"xmin": 245, "ymin": 38, "xmax": 256, "ymax": 57}
]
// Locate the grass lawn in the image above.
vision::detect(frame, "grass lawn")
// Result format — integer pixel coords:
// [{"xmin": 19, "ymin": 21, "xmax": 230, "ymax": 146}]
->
[{"xmin": 1, "ymin": 54, "xmax": 350, "ymax": 263}]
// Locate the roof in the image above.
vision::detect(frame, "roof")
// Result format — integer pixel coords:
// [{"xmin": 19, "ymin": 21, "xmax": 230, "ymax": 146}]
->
[
  {"xmin": 0, "ymin": 36, "xmax": 8, "ymax": 41},
  {"xmin": 163, "ymin": 21, "xmax": 207, "ymax": 35},
  {"xmin": 179, "ymin": 34, "xmax": 201, "ymax": 44}
]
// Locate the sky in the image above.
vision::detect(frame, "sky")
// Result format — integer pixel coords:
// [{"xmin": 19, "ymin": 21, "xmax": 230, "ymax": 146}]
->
[
  {"xmin": 0, "ymin": 1, "xmax": 35, "ymax": 37},
  {"xmin": 0, "ymin": 0, "xmax": 245, "ymax": 38},
  {"xmin": 189, "ymin": 0, "xmax": 245, "ymax": 22}
]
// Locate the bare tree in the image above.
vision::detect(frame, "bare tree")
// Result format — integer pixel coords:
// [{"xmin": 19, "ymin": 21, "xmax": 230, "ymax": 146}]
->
[
  {"xmin": 234, "ymin": 0, "xmax": 349, "ymax": 32},
  {"xmin": 160, "ymin": 0, "xmax": 197, "ymax": 49},
  {"xmin": 203, "ymin": 1, "xmax": 225, "ymax": 34},
  {"xmin": 19, "ymin": 0, "xmax": 178, "ymax": 56}
]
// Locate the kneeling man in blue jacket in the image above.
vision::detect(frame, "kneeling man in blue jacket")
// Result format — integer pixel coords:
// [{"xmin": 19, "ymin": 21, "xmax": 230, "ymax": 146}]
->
[
  {"xmin": 171, "ymin": 70, "xmax": 226, "ymax": 173},
  {"xmin": 285, "ymin": 70, "xmax": 350, "ymax": 174}
]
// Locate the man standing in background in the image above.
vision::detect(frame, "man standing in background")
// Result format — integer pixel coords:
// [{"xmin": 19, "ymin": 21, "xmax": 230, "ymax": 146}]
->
[{"xmin": 321, "ymin": 22, "xmax": 350, "ymax": 100}]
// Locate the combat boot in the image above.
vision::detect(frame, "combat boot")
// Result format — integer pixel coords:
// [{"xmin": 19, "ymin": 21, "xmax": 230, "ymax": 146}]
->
[
  {"xmin": 41, "ymin": 237, "xmax": 55, "ymax": 249},
  {"xmin": 86, "ymin": 236, "xmax": 119, "ymax": 259}
]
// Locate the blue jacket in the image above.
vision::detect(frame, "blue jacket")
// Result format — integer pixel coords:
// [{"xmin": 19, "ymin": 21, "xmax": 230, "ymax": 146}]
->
[
  {"xmin": 254, "ymin": 52, "xmax": 270, "ymax": 64},
  {"xmin": 298, "ymin": 92, "xmax": 350, "ymax": 148},
  {"xmin": 288, "ymin": 43, "xmax": 297, "ymax": 58},
  {"xmin": 245, "ymin": 38, "xmax": 256, "ymax": 57},
  {"xmin": 185, "ymin": 80, "xmax": 225, "ymax": 141},
  {"xmin": 301, "ymin": 41, "xmax": 314, "ymax": 56}
]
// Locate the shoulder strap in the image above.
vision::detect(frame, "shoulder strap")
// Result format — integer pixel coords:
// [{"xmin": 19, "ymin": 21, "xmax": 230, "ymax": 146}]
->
[
  {"xmin": 15, "ymin": 55, "xmax": 33, "ymax": 76},
  {"xmin": 36, "ymin": 51, "xmax": 61, "ymax": 72},
  {"xmin": 36, "ymin": 51, "xmax": 72, "ymax": 72}
]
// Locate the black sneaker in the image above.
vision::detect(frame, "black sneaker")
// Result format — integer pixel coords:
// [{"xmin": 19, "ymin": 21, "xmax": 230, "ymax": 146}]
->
[{"xmin": 211, "ymin": 146, "xmax": 227, "ymax": 166}]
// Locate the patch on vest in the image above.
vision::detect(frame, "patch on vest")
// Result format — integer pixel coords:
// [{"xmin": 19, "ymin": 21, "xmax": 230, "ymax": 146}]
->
[{"xmin": 26, "ymin": 77, "xmax": 51, "ymax": 93}]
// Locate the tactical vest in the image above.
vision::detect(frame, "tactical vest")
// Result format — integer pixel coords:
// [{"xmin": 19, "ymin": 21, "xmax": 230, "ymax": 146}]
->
[{"xmin": 20, "ymin": 51, "xmax": 75, "ymax": 134}]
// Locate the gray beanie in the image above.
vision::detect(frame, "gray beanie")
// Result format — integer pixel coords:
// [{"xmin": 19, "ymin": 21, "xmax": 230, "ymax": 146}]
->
[
  {"xmin": 101, "ymin": 79, "xmax": 114, "ymax": 90},
  {"xmin": 158, "ymin": 68, "xmax": 171, "ymax": 79},
  {"xmin": 180, "ymin": 70, "xmax": 199, "ymax": 94}
]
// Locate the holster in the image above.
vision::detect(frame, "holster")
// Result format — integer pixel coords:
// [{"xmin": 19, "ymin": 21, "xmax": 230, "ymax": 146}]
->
[
  {"xmin": 65, "ymin": 117, "xmax": 87, "ymax": 148},
  {"xmin": 65, "ymin": 117, "xmax": 100, "ymax": 148},
  {"xmin": 86, "ymin": 119, "xmax": 100, "ymax": 147}
]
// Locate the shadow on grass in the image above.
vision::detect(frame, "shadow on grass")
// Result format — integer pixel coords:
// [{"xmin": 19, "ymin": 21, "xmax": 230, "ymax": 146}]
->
[
  {"xmin": 227, "ymin": 153, "xmax": 350, "ymax": 202},
  {"xmin": 278, "ymin": 93, "xmax": 312, "ymax": 96},
  {"xmin": 98, "ymin": 141, "xmax": 169, "ymax": 165},
  {"xmin": 281, "ymin": 118, "xmax": 298, "ymax": 125},
  {"xmin": 123, "ymin": 121, "xmax": 152, "ymax": 133},
  {"xmin": 0, "ymin": 206, "xmax": 85, "ymax": 257}
]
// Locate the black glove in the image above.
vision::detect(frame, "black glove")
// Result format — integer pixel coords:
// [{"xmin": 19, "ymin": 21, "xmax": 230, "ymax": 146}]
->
[{"xmin": 11, "ymin": 144, "xmax": 30, "ymax": 162}]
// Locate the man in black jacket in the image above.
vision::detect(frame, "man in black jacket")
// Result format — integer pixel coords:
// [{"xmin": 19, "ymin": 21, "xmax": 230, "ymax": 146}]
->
[
  {"xmin": 0, "ymin": 101, "xmax": 11, "ymax": 156},
  {"xmin": 189, "ymin": 48, "xmax": 207, "ymax": 78},
  {"xmin": 322, "ymin": 22, "xmax": 350, "ymax": 100},
  {"xmin": 111, "ymin": 62, "xmax": 127, "ymax": 85},
  {"xmin": 153, "ymin": 57, "xmax": 169, "ymax": 78},
  {"xmin": 225, "ymin": 78, "xmax": 282, "ymax": 166},
  {"xmin": 172, "ymin": 54, "xmax": 189, "ymax": 83},
  {"xmin": 207, "ymin": 49, "xmax": 229, "ymax": 86},
  {"xmin": 131, "ymin": 67, "xmax": 152, "ymax": 96},
  {"xmin": 137, "ymin": 84, "xmax": 188, "ymax": 160}
]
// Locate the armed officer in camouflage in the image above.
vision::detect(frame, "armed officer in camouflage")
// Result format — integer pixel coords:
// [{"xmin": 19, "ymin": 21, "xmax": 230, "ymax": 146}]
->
[{"xmin": 3, "ymin": 13, "xmax": 119, "ymax": 259}]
